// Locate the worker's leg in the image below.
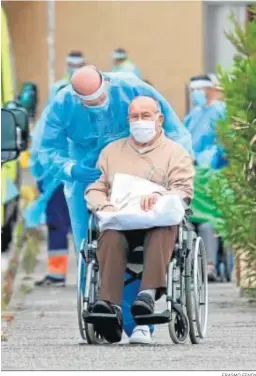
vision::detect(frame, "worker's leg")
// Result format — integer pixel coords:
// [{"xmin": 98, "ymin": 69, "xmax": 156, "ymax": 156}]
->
[
  {"xmin": 122, "ymin": 273, "xmax": 154, "ymax": 343},
  {"xmin": 35, "ymin": 184, "xmax": 70, "ymax": 286}
]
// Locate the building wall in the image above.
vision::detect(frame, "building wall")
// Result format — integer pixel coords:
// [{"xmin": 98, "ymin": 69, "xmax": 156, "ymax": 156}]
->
[
  {"xmin": 3, "ymin": 1, "xmax": 204, "ymax": 118},
  {"xmin": 2, "ymin": 1, "xmax": 48, "ymax": 114},
  {"xmin": 204, "ymin": 3, "xmax": 248, "ymax": 73}
]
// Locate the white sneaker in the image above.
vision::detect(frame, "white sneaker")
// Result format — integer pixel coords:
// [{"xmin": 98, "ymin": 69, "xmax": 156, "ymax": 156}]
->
[{"xmin": 129, "ymin": 326, "xmax": 152, "ymax": 344}]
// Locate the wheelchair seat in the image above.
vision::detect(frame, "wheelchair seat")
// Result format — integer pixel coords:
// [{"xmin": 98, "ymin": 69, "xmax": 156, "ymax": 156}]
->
[{"xmin": 127, "ymin": 246, "xmax": 144, "ymax": 264}]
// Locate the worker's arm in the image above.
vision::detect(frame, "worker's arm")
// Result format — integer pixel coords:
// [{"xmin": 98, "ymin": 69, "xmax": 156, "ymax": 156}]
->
[{"xmin": 36, "ymin": 89, "xmax": 76, "ymax": 182}]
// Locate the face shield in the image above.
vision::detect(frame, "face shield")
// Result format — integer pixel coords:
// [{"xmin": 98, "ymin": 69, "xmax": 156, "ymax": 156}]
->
[
  {"xmin": 72, "ymin": 76, "xmax": 110, "ymax": 113},
  {"xmin": 190, "ymin": 78, "xmax": 214, "ymax": 107},
  {"xmin": 112, "ymin": 50, "xmax": 127, "ymax": 65}
]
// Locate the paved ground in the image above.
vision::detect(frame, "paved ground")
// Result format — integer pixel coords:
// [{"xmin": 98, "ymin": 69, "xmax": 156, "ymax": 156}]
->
[{"xmin": 2, "ymin": 239, "xmax": 256, "ymax": 371}]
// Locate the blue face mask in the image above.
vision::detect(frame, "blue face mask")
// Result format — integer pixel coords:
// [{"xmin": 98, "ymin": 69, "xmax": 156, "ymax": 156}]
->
[{"xmin": 192, "ymin": 89, "xmax": 207, "ymax": 107}]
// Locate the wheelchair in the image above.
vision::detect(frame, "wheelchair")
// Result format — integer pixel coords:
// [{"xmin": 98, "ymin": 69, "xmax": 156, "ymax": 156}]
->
[{"xmin": 77, "ymin": 210, "xmax": 208, "ymax": 345}]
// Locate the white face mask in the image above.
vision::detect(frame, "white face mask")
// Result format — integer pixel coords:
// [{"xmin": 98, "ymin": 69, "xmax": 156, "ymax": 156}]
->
[{"xmin": 130, "ymin": 120, "xmax": 156, "ymax": 143}]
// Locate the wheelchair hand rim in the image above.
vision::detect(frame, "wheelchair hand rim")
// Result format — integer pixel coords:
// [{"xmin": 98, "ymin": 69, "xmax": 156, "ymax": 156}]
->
[{"xmin": 193, "ymin": 236, "xmax": 208, "ymax": 338}]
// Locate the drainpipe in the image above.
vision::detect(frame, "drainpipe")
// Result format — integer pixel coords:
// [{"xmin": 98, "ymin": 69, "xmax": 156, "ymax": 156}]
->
[{"xmin": 47, "ymin": 0, "xmax": 55, "ymax": 91}]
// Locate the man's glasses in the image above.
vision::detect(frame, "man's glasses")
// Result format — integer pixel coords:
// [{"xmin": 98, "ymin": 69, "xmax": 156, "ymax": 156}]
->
[{"xmin": 128, "ymin": 111, "xmax": 160, "ymax": 122}]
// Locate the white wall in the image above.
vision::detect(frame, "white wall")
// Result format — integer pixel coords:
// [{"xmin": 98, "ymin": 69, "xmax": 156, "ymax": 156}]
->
[{"xmin": 204, "ymin": 2, "xmax": 248, "ymax": 73}]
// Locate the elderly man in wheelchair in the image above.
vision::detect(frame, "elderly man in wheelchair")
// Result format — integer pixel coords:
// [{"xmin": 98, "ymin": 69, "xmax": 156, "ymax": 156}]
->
[{"xmin": 80, "ymin": 96, "xmax": 208, "ymax": 345}]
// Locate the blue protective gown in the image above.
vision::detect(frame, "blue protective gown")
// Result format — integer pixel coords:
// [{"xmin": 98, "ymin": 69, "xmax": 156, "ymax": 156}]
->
[
  {"xmin": 47, "ymin": 78, "xmax": 70, "ymax": 106},
  {"xmin": 184, "ymin": 100, "xmax": 227, "ymax": 169},
  {"xmin": 30, "ymin": 72, "xmax": 192, "ymax": 336},
  {"xmin": 24, "ymin": 77, "xmax": 71, "ymax": 227}
]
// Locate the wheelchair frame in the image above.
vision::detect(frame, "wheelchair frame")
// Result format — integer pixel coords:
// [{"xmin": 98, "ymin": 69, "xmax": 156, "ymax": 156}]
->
[{"xmin": 77, "ymin": 214, "xmax": 208, "ymax": 345}]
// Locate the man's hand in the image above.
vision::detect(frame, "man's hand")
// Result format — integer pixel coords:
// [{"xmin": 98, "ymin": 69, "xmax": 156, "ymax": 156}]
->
[{"xmin": 140, "ymin": 194, "xmax": 160, "ymax": 212}]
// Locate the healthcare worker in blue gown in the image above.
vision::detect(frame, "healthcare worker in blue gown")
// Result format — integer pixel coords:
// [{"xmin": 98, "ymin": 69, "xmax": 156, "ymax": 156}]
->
[
  {"xmin": 31, "ymin": 66, "xmax": 193, "ymax": 344},
  {"xmin": 27, "ymin": 51, "xmax": 86, "ymax": 287},
  {"xmin": 184, "ymin": 74, "xmax": 228, "ymax": 281},
  {"xmin": 185, "ymin": 74, "xmax": 227, "ymax": 169}
]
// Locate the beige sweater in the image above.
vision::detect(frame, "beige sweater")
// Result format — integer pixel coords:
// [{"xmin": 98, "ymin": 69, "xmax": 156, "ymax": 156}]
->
[{"xmin": 85, "ymin": 132, "xmax": 194, "ymax": 211}]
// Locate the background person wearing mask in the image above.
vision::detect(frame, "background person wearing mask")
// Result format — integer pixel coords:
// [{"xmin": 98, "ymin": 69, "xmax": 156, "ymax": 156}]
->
[
  {"xmin": 27, "ymin": 51, "xmax": 86, "ymax": 287},
  {"xmin": 31, "ymin": 66, "xmax": 192, "ymax": 343},
  {"xmin": 47, "ymin": 51, "xmax": 86, "ymax": 104},
  {"xmin": 184, "ymin": 74, "xmax": 227, "ymax": 281},
  {"xmin": 185, "ymin": 74, "xmax": 227, "ymax": 169},
  {"xmin": 111, "ymin": 47, "xmax": 142, "ymax": 79}
]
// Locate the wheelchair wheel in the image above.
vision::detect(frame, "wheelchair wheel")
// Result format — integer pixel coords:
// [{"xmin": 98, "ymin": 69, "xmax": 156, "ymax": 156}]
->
[
  {"xmin": 85, "ymin": 324, "xmax": 105, "ymax": 345},
  {"xmin": 77, "ymin": 251, "xmax": 86, "ymax": 340},
  {"xmin": 84, "ymin": 261, "xmax": 105, "ymax": 345},
  {"xmin": 167, "ymin": 259, "xmax": 189, "ymax": 344},
  {"xmin": 169, "ymin": 311, "xmax": 189, "ymax": 344},
  {"xmin": 185, "ymin": 236, "xmax": 208, "ymax": 344}
]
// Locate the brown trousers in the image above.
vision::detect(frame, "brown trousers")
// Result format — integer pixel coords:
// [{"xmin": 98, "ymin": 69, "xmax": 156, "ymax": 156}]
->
[{"xmin": 97, "ymin": 226, "xmax": 178, "ymax": 305}]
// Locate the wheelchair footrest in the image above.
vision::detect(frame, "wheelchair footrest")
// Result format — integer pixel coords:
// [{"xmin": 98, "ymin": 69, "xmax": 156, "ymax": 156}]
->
[
  {"xmin": 83, "ymin": 311, "xmax": 117, "ymax": 325},
  {"xmin": 134, "ymin": 310, "xmax": 171, "ymax": 325}
]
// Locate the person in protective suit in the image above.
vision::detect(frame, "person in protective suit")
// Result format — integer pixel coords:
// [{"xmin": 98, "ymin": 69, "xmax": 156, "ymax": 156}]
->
[
  {"xmin": 30, "ymin": 66, "xmax": 192, "ymax": 343},
  {"xmin": 185, "ymin": 74, "xmax": 227, "ymax": 169},
  {"xmin": 31, "ymin": 51, "xmax": 86, "ymax": 287},
  {"xmin": 111, "ymin": 48, "xmax": 142, "ymax": 79},
  {"xmin": 184, "ymin": 74, "xmax": 227, "ymax": 281},
  {"xmin": 47, "ymin": 51, "xmax": 86, "ymax": 104}
]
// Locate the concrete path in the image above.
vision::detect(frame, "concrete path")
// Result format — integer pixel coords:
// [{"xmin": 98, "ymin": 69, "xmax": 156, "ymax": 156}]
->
[{"xmin": 2, "ymin": 241, "xmax": 256, "ymax": 371}]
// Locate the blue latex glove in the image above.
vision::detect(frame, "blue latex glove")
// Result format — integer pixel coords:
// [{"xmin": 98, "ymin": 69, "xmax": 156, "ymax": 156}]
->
[
  {"xmin": 71, "ymin": 162, "xmax": 101, "ymax": 183},
  {"xmin": 23, "ymin": 197, "xmax": 46, "ymax": 228}
]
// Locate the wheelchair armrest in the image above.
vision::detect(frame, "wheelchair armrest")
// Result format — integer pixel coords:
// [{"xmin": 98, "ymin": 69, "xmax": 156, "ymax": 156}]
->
[
  {"xmin": 183, "ymin": 197, "xmax": 191, "ymax": 206},
  {"xmin": 88, "ymin": 212, "xmax": 100, "ymax": 232},
  {"xmin": 182, "ymin": 198, "xmax": 193, "ymax": 217}
]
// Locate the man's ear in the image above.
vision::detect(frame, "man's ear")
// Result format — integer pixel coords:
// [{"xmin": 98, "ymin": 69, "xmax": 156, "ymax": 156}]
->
[{"xmin": 158, "ymin": 113, "xmax": 164, "ymax": 128}]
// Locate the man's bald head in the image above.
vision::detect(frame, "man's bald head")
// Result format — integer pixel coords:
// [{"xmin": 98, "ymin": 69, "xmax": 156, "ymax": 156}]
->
[
  {"xmin": 71, "ymin": 66, "xmax": 109, "ymax": 107},
  {"xmin": 71, "ymin": 66, "xmax": 101, "ymax": 96},
  {"xmin": 129, "ymin": 96, "xmax": 161, "ymax": 115}
]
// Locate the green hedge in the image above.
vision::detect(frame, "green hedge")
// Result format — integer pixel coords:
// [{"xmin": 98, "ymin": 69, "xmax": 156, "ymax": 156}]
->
[{"xmin": 208, "ymin": 7, "xmax": 256, "ymax": 283}]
